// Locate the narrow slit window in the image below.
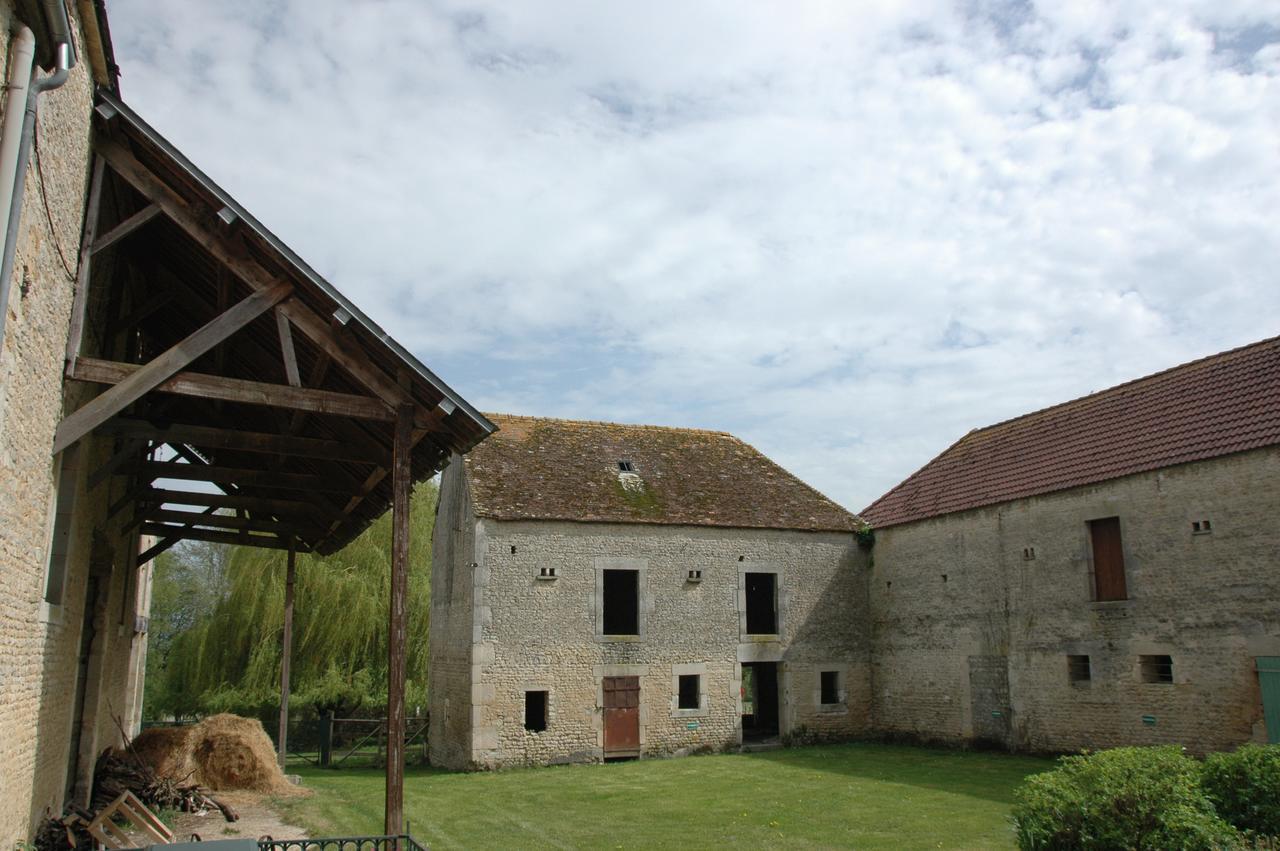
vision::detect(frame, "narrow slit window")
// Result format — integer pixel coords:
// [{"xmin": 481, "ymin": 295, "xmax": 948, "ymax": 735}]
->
[
  {"xmin": 677, "ymin": 674, "xmax": 700, "ymax": 710},
  {"xmin": 1140, "ymin": 654, "xmax": 1173, "ymax": 684},
  {"xmin": 602, "ymin": 569, "xmax": 639, "ymax": 635},
  {"xmin": 1089, "ymin": 517, "xmax": 1127, "ymax": 601},
  {"xmin": 820, "ymin": 670, "xmax": 840, "ymax": 705},
  {"xmin": 524, "ymin": 690, "xmax": 548, "ymax": 731},
  {"xmin": 744, "ymin": 572, "xmax": 777, "ymax": 634},
  {"xmin": 1068, "ymin": 654, "xmax": 1091, "ymax": 683}
]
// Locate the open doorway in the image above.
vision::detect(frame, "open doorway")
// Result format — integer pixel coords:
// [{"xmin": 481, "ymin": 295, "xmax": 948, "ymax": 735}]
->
[{"xmin": 741, "ymin": 662, "xmax": 779, "ymax": 741}]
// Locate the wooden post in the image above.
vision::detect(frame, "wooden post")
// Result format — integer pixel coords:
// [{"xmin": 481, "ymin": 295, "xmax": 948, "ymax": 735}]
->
[
  {"xmin": 277, "ymin": 537, "xmax": 296, "ymax": 771},
  {"xmin": 384, "ymin": 403, "xmax": 412, "ymax": 836}
]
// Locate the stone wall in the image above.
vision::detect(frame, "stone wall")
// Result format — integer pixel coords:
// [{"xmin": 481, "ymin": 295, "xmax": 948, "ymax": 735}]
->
[
  {"xmin": 429, "ymin": 458, "xmax": 870, "ymax": 769},
  {"xmin": 870, "ymin": 446, "xmax": 1280, "ymax": 754},
  {"xmin": 0, "ymin": 5, "xmax": 151, "ymax": 843}
]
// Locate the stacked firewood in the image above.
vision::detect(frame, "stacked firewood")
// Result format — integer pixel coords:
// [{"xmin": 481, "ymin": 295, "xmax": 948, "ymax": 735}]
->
[{"xmin": 92, "ymin": 746, "xmax": 239, "ymax": 822}]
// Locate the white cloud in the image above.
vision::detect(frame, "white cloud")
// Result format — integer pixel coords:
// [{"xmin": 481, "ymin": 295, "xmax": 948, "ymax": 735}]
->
[{"xmin": 109, "ymin": 0, "xmax": 1280, "ymax": 512}]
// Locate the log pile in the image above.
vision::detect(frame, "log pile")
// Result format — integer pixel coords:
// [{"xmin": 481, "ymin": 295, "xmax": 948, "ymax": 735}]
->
[{"xmin": 93, "ymin": 745, "xmax": 240, "ymax": 822}]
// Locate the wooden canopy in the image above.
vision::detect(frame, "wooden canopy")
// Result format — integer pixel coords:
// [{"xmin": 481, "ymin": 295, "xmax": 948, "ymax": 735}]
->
[{"xmin": 62, "ymin": 90, "xmax": 494, "ymax": 562}]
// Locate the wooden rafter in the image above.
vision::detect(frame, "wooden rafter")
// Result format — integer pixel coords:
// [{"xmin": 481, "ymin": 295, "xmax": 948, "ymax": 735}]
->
[
  {"xmin": 139, "ymin": 523, "xmax": 302, "ymax": 551},
  {"xmin": 135, "ymin": 460, "xmax": 361, "ymax": 494},
  {"xmin": 140, "ymin": 487, "xmax": 320, "ymax": 518},
  {"xmin": 69, "ymin": 357, "xmax": 394, "ymax": 422},
  {"xmin": 91, "ymin": 202, "xmax": 161, "ymax": 255},
  {"xmin": 53, "ymin": 279, "xmax": 293, "ymax": 454},
  {"xmin": 143, "ymin": 508, "xmax": 309, "ymax": 537},
  {"xmin": 64, "ymin": 156, "xmax": 106, "ymax": 369},
  {"xmin": 99, "ymin": 418, "xmax": 383, "ymax": 464}
]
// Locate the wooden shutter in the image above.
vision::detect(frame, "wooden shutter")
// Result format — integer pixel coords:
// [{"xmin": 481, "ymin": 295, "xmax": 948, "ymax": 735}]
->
[{"xmin": 1090, "ymin": 517, "xmax": 1127, "ymax": 601}]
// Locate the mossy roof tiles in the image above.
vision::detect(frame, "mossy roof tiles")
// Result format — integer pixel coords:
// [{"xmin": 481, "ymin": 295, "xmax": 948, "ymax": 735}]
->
[
  {"xmin": 861, "ymin": 334, "xmax": 1280, "ymax": 528},
  {"xmin": 465, "ymin": 414, "xmax": 859, "ymax": 532}
]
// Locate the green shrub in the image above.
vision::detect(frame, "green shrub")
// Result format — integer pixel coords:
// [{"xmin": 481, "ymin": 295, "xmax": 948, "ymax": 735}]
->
[
  {"xmin": 1011, "ymin": 746, "xmax": 1240, "ymax": 850},
  {"xmin": 1202, "ymin": 744, "xmax": 1280, "ymax": 837}
]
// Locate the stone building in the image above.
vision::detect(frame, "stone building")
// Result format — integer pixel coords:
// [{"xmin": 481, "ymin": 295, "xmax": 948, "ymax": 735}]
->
[
  {"xmin": 859, "ymin": 335, "xmax": 1280, "ymax": 754},
  {"xmin": 0, "ymin": 2, "xmax": 140, "ymax": 843},
  {"xmin": 428, "ymin": 414, "xmax": 869, "ymax": 768}
]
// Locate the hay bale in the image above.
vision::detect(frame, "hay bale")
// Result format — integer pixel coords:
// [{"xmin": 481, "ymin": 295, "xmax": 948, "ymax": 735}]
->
[
  {"xmin": 190, "ymin": 714, "xmax": 292, "ymax": 793},
  {"xmin": 128, "ymin": 715, "xmax": 293, "ymax": 794},
  {"xmin": 130, "ymin": 725, "xmax": 196, "ymax": 781}
]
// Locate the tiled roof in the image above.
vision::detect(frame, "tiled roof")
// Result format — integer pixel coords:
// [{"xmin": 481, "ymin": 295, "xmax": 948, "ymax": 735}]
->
[
  {"xmin": 465, "ymin": 414, "xmax": 859, "ymax": 532},
  {"xmin": 861, "ymin": 335, "xmax": 1280, "ymax": 529}
]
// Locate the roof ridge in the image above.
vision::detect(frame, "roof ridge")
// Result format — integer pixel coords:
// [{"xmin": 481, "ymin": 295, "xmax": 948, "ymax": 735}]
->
[
  {"xmin": 484, "ymin": 412, "xmax": 736, "ymax": 438},
  {"xmin": 966, "ymin": 334, "xmax": 1280, "ymax": 439}
]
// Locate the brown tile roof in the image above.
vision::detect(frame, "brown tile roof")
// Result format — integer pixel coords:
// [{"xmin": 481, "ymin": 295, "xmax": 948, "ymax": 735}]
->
[
  {"xmin": 465, "ymin": 414, "xmax": 859, "ymax": 532},
  {"xmin": 861, "ymin": 335, "xmax": 1280, "ymax": 529}
]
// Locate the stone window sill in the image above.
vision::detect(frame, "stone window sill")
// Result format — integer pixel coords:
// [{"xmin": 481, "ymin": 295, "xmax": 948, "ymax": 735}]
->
[
  {"xmin": 817, "ymin": 703, "xmax": 848, "ymax": 714},
  {"xmin": 671, "ymin": 706, "xmax": 709, "ymax": 719},
  {"xmin": 596, "ymin": 634, "xmax": 643, "ymax": 643}
]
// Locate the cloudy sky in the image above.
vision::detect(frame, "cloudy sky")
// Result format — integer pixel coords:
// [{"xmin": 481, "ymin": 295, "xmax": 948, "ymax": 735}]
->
[{"xmin": 108, "ymin": 0, "xmax": 1280, "ymax": 513}]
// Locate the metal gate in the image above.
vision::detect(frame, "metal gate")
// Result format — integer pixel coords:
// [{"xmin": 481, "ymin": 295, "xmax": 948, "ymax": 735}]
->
[
  {"xmin": 602, "ymin": 676, "xmax": 640, "ymax": 758},
  {"xmin": 1259, "ymin": 657, "xmax": 1280, "ymax": 744}
]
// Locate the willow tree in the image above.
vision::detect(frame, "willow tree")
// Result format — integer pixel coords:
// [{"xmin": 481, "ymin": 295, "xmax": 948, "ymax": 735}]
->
[{"xmin": 156, "ymin": 481, "xmax": 437, "ymax": 719}]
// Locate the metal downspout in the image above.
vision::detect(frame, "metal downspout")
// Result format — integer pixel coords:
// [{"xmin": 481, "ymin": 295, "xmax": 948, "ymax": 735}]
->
[
  {"xmin": 0, "ymin": 28, "xmax": 35, "ymax": 276},
  {"xmin": 0, "ymin": 0, "xmax": 75, "ymax": 364}
]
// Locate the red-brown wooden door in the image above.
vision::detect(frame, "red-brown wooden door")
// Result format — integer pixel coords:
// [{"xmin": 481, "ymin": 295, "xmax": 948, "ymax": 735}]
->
[{"xmin": 603, "ymin": 676, "xmax": 640, "ymax": 757}]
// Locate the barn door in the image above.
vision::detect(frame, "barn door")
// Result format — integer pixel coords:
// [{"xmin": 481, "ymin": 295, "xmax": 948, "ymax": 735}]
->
[
  {"xmin": 1259, "ymin": 657, "xmax": 1280, "ymax": 744},
  {"xmin": 602, "ymin": 676, "xmax": 640, "ymax": 758}
]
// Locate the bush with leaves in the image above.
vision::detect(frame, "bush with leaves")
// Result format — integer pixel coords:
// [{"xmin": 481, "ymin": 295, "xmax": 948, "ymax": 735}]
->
[
  {"xmin": 1201, "ymin": 744, "xmax": 1280, "ymax": 838},
  {"xmin": 1010, "ymin": 746, "xmax": 1239, "ymax": 850}
]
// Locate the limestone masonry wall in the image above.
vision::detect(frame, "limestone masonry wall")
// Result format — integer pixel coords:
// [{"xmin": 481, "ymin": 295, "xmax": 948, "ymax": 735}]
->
[
  {"xmin": 429, "ymin": 455, "xmax": 870, "ymax": 769},
  {"xmin": 0, "ymin": 6, "xmax": 151, "ymax": 843},
  {"xmin": 870, "ymin": 447, "xmax": 1280, "ymax": 754}
]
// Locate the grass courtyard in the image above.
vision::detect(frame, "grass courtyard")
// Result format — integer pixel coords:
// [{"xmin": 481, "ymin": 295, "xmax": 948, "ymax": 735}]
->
[{"xmin": 275, "ymin": 742, "xmax": 1053, "ymax": 849}]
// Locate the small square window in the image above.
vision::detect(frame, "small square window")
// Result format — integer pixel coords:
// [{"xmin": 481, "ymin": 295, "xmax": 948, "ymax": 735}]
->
[
  {"xmin": 537, "ymin": 566, "xmax": 557, "ymax": 580},
  {"xmin": 618, "ymin": 460, "xmax": 635, "ymax": 472},
  {"xmin": 1140, "ymin": 654, "xmax": 1173, "ymax": 684},
  {"xmin": 677, "ymin": 674, "xmax": 700, "ymax": 710},
  {"xmin": 1068, "ymin": 654, "xmax": 1091, "ymax": 683},
  {"xmin": 1023, "ymin": 546, "xmax": 1036, "ymax": 560},
  {"xmin": 820, "ymin": 670, "xmax": 840, "ymax": 704},
  {"xmin": 1192, "ymin": 520, "xmax": 1212, "ymax": 535},
  {"xmin": 525, "ymin": 690, "xmax": 548, "ymax": 731},
  {"xmin": 687, "ymin": 569, "xmax": 702, "ymax": 583}
]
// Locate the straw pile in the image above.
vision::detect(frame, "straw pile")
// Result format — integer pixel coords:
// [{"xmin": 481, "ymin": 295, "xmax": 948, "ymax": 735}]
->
[{"xmin": 131, "ymin": 713, "xmax": 294, "ymax": 793}]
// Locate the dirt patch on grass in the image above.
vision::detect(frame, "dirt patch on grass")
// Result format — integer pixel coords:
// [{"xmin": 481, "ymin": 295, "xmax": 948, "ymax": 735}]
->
[{"xmin": 171, "ymin": 790, "xmax": 311, "ymax": 842}]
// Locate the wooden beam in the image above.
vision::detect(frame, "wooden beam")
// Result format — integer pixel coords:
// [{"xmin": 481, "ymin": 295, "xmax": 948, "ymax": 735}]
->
[
  {"xmin": 137, "ymin": 460, "xmax": 361, "ymax": 494},
  {"xmin": 136, "ymin": 535, "xmax": 180, "ymax": 567},
  {"xmin": 287, "ymin": 350, "xmax": 331, "ymax": 433},
  {"xmin": 87, "ymin": 438, "xmax": 144, "ymax": 490},
  {"xmin": 385, "ymin": 404, "xmax": 412, "ymax": 836},
  {"xmin": 53, "ymin": 280, "xmax": 293, "ymax": 454},
  {"xmin": 325, "ymin": 427, "xmax": 431, "ymax": 539},
  {"xmin": 141, "ymin": 487, "xmax": 321, "ymax": 518},
  {"xmin": 101, "ymin": 418, "xmax": 383, "ymax": 464},
  {"xmin": 278, "ymin": 537, "xmax": 297, "ymax": 771},
  {"xmin": 91, "ymin": 202, "xmax": 160, "ymax": 255},
  {"xmin": 69, "ymin": 357, "xmax": 395, "ymax": 422},
  {"xmin": 96, "ymin": 136, "xmax": 437, "ymax": 426},
  {"xmin": 139, "ymin": 522, "xmax": 300, "ymax": 551},
  {"xmin": 65, "ymin": 156, "xmax": 106, "ymax": 369},
  {"xmin": 275, "ymin": 308, "xmax": 301, "ymax": 387},
  {"xmin": 143, "ymin": 508, "xmax": 308, "ymax": 536}
]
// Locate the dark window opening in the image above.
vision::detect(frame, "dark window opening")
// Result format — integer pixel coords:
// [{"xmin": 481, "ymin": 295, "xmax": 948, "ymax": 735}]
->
[
  {"xmin": 744, "ymin": 572, "xmax": 777, "ymax": 634},
  {"xmin": 678, "ymin": 674, "xmax": 699, "ymax": 710},
  {"xmin": 1192, "ymin": 520, "xmax": 1212, "ymax": 534},
  {"xmin": 820, "ymin": 670, "xmax": 840, "ymax": 704},
  {"xmin": 1068, "ymin": 654, "xmax": 1091, "ymax": 683},
  {"xmin": 602, "ymin": 569, "xmax": 639, "ymax": 635},
  {"xmin": 687, "ymin": 569, "xmax": 702, "ymax": 582},
  {"xmin": 524, "ymin": 690, "xmax": 548, "ymax": 731},
  {"xmin": 1140, "ymin": 654, "xmax": 1173, "ymax": 684},
  {"xmin": 618, "ymin": 460, "xmax": 635, "ymax": 472},
  {"xmin": 1089, "ymin": 517, "xmax": 1128, "ymax": 601}
]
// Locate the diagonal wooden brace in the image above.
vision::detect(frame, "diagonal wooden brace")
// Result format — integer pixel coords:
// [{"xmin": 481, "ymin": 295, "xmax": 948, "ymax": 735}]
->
[{"xmin": 53, "ymin": 280, "xmax": 293, "ymax": 454}]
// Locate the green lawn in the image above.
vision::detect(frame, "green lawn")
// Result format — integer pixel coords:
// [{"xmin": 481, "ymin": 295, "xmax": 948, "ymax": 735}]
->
[{"xmin": 275, "ymin": 743, "xmax": 1052, "ymax": 850}]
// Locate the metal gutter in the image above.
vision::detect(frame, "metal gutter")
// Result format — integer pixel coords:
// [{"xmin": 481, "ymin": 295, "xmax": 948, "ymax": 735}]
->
[{"xmin": 95, "ymin": 90, "xmax": 495, "ymax": 437}]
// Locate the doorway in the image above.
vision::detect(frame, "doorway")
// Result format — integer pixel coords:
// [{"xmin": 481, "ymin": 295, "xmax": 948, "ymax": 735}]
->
[
  {"xmin": 602, "ymin": 676, "xmax": 640, "ymax": 759},
  {"xmin": 741, "ymin": 662, "xmax": 779, "ymax": 741}
]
